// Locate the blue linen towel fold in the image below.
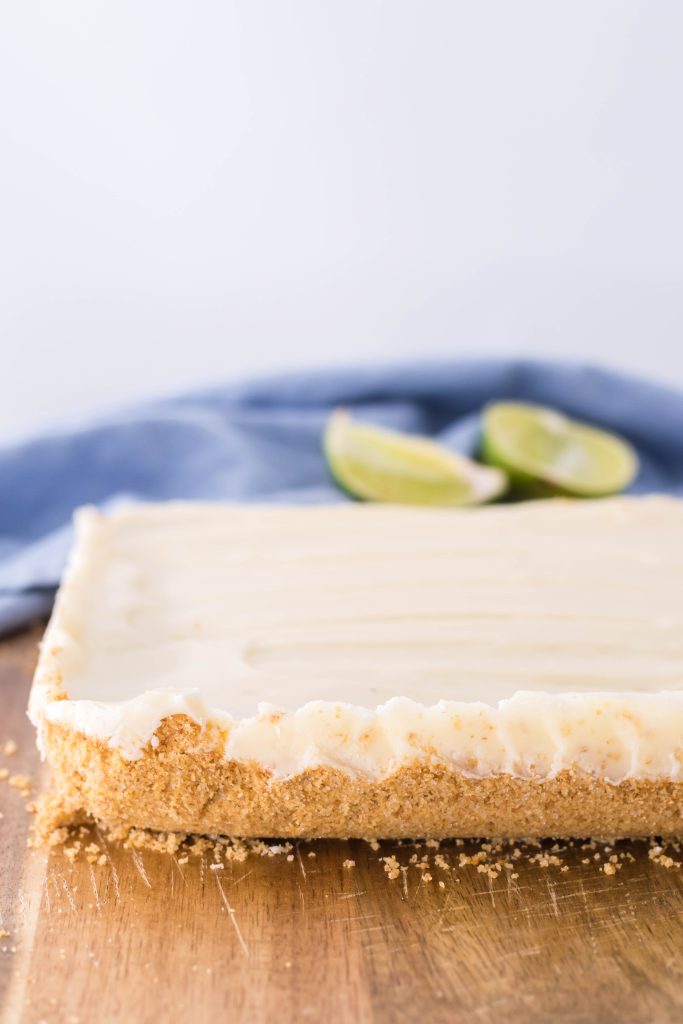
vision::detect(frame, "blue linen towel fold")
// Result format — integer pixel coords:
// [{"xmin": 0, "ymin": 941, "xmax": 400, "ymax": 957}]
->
[{"xmin": 2, "ymin": 357, "xmax": 683, "ymax": 636}]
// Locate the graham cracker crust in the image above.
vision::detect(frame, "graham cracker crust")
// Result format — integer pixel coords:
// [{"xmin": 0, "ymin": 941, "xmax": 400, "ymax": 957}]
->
[{"xmin": 41, "ymin": 716, "xmax": 683, "ymax": 839}]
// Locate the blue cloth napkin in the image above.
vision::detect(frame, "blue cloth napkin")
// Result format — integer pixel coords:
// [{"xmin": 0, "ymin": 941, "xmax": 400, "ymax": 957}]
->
[{"xmin": 2, "ymin": 357, "xmax": 683, "ymax": 636}]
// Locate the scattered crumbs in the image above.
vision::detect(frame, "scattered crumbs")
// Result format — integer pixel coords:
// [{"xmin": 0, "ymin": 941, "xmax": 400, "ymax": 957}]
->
[
  {"xmin": 307, "ymin": 851, "xmax": 317, "ymax": 859},
  {"xmin": 0, "ymin": 929, "xmax": 9, "ymax": 938},
  {"xmin": 286, "ymin": 854, "xmax": 294, "ymax": 863},
  {"xmin": 438, "ymin": 880, "xmax": 446, "ymax": 889},
  {"xmin": 378, "ymin": 836, "xmax": 683, "ymax": 886},
  {"xmin": 343, "ymin": 859, "xmax": 356, "ymax": 869},
  {"xmin": 0, "ymin": 768, "xmax": 8, "ymax": 781},
  {"xmin": 3, "ymin": 740, "xmax": 17, "ymax": 756}
]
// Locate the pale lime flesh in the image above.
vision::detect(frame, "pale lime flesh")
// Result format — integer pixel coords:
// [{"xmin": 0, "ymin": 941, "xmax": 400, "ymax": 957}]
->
[
  {"xmin": 324, "ymin": 410, "xmax": 507, "ymax": 506},
  {"xmin": 481, "ymin": 402, "xmax": 638, "ymax": 497}
]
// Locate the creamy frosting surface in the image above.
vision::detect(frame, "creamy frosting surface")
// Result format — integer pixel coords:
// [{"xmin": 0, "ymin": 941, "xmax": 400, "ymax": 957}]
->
[{"xmin": 30, "ymin": 497, "xmax": 683, "ymax": 780}]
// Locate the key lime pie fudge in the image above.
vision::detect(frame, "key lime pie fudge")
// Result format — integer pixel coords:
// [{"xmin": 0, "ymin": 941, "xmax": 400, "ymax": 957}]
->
[{"xmin": 29, "ymin": 497, "xmax": 683, "ymax": 838}]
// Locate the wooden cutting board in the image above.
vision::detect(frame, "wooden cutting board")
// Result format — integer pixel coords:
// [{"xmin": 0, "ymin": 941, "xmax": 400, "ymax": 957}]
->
[{"xmin": 2, "ymin": 628, "xmax": 683, "ymax": 1024}]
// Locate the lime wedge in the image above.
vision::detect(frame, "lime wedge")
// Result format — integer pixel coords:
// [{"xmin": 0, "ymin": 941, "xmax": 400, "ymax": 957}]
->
[
  {"xmin": 324, "ymin": 410, "xmax": 507, "ymax": 506},
  {"xmin": 481, "ymin": 402, "xmax": 638, "ymax": 498}
]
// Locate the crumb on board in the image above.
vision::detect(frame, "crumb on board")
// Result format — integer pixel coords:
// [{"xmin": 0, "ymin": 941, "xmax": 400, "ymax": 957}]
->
[
  {"xmin": 381, "ymin": 855, "xmax": 401, "ymax": 881},
  {"xmin": 8, "ymin": 774, "xmax": 31, "ymax": 795},
  {"xmin": 648, "ymin": 844, "xmax": 681, "ymax": 869},
  {"xmin": 2, "ymin": 740, "xmax": 17, "ymax": 756},
  {"xmin": 343, "ymin": 859, "xmax": 356, "ymax": 869}
]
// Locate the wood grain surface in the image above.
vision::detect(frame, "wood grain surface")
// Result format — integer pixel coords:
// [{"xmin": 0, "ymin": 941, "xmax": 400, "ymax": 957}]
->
[{"xmin": 2, "ymin": 628, "xmax": 683, "ymax": 1024}]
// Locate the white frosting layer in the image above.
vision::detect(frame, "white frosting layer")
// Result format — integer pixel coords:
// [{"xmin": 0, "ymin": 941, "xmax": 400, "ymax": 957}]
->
[{"xmin": 30, "ymin": 498, "xmax": 683, "ymax": 781}]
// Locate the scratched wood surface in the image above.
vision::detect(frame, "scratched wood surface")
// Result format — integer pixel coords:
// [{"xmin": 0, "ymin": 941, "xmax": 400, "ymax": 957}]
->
[{"xmin": 3, "ymin": 630, "xmax": 683, "ymax": 1024}]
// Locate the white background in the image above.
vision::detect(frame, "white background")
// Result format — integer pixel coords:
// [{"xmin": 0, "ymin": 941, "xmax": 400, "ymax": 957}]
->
[{"xmin": 1, "ymin": 1, "xmax": 682, "ymax": 441}]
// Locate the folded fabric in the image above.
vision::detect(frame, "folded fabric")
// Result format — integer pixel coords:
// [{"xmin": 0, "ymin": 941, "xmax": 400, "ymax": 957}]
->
[{"xmin": 2, "ymin": 357, "xmax": 683, "ymax": 636}]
